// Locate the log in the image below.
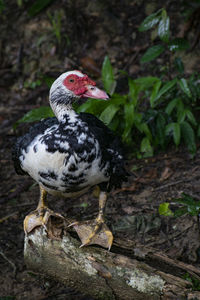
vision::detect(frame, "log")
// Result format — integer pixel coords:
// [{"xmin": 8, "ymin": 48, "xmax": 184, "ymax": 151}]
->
[{"xmin": 24, "ymin": 215, "xmax": 200, "ymax": 300}]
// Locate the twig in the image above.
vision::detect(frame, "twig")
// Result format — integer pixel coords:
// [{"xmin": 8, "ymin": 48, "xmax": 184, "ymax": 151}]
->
[
  {"xmin": 11, "ymin": 202, "xmax": 35, "ymax": 208},
  {"xmin": 0, "ymin": 212, "xmax": 18, "ymax": 223},
  {"xmin": 153, "ymin": 179, "xmax": 190, "ymax": 191},
  {"xmin": 0, "ymin": 248, "xmax": 17, "ymax": 276}
]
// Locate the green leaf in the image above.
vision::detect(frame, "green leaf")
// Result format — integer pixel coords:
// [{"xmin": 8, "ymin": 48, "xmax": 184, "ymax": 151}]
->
[
  {"xmin": 99, "ymin": 104, "xmax": 119, "ymax": 125},
  {"xmin": 151, "ymin": 78, "xmax": 177, "ymax": 106},
  {"xmin": 165, "ymin": 98, "xmax": 179, "ymax": 115},
  {"xmin": 181, "ymin": 121, "xmax": 196, "ymax": 155},
  {"xmin": 28, "ymin": 0, "xmax": 55, "ymax": 16},
  {"xmin": 77, "ymin": 98, "xmax": 108, "ymax": 115},
  {"xmin": 124, "ymin": 103, "xmax": 135, "ymax": 128},
  {"xmin": 128, "ymin": 78, "xmax": 139, "ymax": 106},
  {"xmin": 158, "ymin": 11, "xmax": 170, "ymax": 43},
  {"xmin": 14, "ymin": 106, "xmax": 54, "ymax": 129},
  {"xmin": 174, "ymin": 57, "xmax": 184, "ymax": 74},
  {"xmin": 140, "ymin": 137, "xmax": 153, "ymax": 157},
  {"xmin": 133, "ymin": 76, "xmax": 160, "ymax": 89},
  {"xmin": 177, "ymin": 108, "xmax": 186, "ymax": 124},
  {"xmin": 175, "ymin": 194, "xmax": 200, "ymax": 216},
  {"xmin": 165, "ymin": 122, "xmax": 181, "ymax": 146},
  {"xmin": 150, "ymin": 81, "xmax": 162, "ymax": 108},
  {"xmin": 156, "ymin": 113, "xmax": 166, "ymax": 148},
  {"xmin": 133, "ymin": 112, "xmax": 143, "ymax": 124},
  {"xmin": 174, "ymin": 207, "xmax": 188, "ymax": 217},
  {"xmin": 179, "ymin": 78, "xmax": 192, "ymax": 98},
  {"xmin": 136, "ymin": 122, "xmax": 152, "ymax": 141},
  {"xmin": 102, "ymin": 56, "xmax": 116, "ymax": 95},
  {"xmin": 185, "ymin": 109, "xmax": 197, "ymax": 126},
  {"xmin": 139, "ymin": 9, "xmax": 162, "ymax": 31},
  {"xmin": 43, "ymin": 76, "xmax": 55, "ymax": 88},
  {"xmin": 168, "ymin": 38, "xmax": 189, "ymax": 52},
  {"xmin": 122, "ymin": 103, "xmax": 135, "ymax": 143},
  {"xmin": 159, "ymin": 203, "xmax": 174, "ymax": 216},
  {"xmin": 175, "ymin": 98, "xmax": 184, "ymax": 119},
  {"xmin": 140, "ymin": 45, "xmax": 165, "ymax": 63}
]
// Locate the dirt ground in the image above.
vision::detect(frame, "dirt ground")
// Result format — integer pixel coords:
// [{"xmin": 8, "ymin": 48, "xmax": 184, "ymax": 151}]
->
[{"xmin": 1, "ymin": 0, "xmax": 200, "ymax": 299}]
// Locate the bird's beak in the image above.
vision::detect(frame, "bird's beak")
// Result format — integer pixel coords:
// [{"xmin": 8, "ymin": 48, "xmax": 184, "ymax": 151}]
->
[{"xmin": 82, "ymin": 85, "xmax": 109, "ymax": 100}]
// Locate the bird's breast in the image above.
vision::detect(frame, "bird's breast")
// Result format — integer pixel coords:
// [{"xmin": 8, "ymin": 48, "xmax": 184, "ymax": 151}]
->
[{"xmin": 20, "ymin": 123, "xmax": 109, "ymax": 197}]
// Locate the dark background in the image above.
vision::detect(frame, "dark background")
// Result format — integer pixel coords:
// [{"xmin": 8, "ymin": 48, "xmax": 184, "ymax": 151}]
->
[{"xmin": 1, "ymin": 1, "xmax": 200, "ymax": 299}]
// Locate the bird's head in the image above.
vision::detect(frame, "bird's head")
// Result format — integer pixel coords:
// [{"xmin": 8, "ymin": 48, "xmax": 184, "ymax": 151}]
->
[{"xmin": 49, "ymin": 70, "xmax": 109, "ymax": 107}]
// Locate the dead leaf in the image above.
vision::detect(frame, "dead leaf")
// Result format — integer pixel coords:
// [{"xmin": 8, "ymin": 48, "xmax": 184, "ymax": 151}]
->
[
  {"xmin": 80, "ymin": 57, "xmax": 101, "ymax": 76},
  {"xmin": 160, "ymin": 167, "xmax": 173, "ymax": 181},
  {"xmin": 112, "ymin": 182, "xmax": 137, "ymax": 195}
]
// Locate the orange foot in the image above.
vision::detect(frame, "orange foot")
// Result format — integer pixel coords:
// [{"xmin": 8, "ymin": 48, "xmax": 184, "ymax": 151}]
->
[{"xmin": 69, "ymin": 217, "xmax": 113, "ymax": 250}]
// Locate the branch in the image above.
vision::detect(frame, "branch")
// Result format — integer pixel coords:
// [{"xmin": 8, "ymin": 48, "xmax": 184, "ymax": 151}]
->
[{"xmin": 24, "ymin": 215, "xmax": 199, "ymax": 300}]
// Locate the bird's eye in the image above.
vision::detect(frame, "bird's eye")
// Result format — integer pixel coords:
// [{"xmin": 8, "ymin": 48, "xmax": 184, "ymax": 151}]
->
[
  {"xmin": 69, "ymin": 78, "xmax": 74, "ymax": 83},
  {"xmin": 90, "ymin": 86, "xmax": 95, "ymax": 90}
]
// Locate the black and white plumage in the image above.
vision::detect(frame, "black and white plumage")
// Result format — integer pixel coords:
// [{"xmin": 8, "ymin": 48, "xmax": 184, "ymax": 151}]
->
[{"xmin": 13, "ymin": 70, "xmax": 127, "ymax": 249}]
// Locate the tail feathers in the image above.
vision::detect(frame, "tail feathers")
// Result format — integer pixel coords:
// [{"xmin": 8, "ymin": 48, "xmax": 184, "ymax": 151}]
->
[
  {"xmin": 108, "ymin": 151, "xmax": 129, "ymax": 191},
  {"xmin": 12, "ymin": 137, "xmax": 26, "ymax": 175}
]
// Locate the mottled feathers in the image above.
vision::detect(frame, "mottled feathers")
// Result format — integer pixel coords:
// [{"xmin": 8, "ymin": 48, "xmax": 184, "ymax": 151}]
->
[{"xmin": 13, "ymin": 112, "xmax": 127, "ymax": 194}]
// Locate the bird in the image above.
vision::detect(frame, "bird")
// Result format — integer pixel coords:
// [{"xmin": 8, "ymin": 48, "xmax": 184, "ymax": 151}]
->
[{"xmin": 12, "ymin": 70, "xmax": 127, "ymax": 250}]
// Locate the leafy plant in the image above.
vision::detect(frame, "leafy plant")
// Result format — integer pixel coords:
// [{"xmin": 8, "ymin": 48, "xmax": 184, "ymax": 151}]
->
[
  {"xmin": 15, "ymin": 54, "xmax": 200, "ymax": 157},
  {"xmin": 28, "ymin": 0, "xmax": 56, "ymax": 17},
  {"xmin": 139, "ymin": 8, "xmax": 189, "ymax": 63},
  {"xmin": 14, "ymin": 9, "xmax": 200, "ymax": 157},
  {"xmin": 183, "ymin": 273, "xmax": 200, "ymax": 291},
  {"xmin": 14, "ymin": 106, "xmax": 54, "ymax": 129},
  {"xmin": 78, "ymin": 56, "xmax": 200, "ymax": 156},
  {"xmin": 159, "ymin": 193, "xmax": 200, "ymax": 217},
  {"xmin": 24, "ymin": 79, "xmax": 42, "ymax": 89},
  {"xmin": 48, "ymin": 10, "xmax": 62, "ymax": 45}
]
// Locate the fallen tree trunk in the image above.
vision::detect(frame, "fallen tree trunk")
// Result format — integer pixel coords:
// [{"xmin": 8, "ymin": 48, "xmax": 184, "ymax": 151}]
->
[{"xmin": 24, "ymin": 215, "xmax": 200, "ymax": 300}]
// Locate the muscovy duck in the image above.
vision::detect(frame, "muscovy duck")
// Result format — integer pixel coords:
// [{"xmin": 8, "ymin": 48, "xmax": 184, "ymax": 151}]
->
[{"xmin": 13, "ymin": 70, "xmax": 127, "ymax": 249}]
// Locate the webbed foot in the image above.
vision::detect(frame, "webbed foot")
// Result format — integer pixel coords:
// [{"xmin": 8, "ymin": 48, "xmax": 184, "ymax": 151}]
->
[
  {"xmin": 24, "ymin": 207, "xmax": 64, "ymax": 234},
  {"xmin": 69, "ymin": 217, "xmax": 113, "ymax": 250}
]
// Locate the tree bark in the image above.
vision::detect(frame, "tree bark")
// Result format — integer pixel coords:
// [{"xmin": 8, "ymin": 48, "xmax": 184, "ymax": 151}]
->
[{"xmin": 24, "ymin": 215, "xmax": 200, "ymax": 300}]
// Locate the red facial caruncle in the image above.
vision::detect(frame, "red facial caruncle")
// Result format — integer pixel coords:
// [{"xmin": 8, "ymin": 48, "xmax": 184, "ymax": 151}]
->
[
  {"xmin": 63, "ymin": 74, "xmax": 96, "ymax": 96},
  {"xmin": 63, "ymin": 71, "xmax": 109, "ymax": 100}
]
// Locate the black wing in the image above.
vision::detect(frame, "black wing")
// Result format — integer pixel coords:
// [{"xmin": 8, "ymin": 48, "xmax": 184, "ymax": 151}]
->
[
  {"xmin": 12, "ymin": 117, "xmax": 58, "ymax": 175},
  {"xmin": 79, "ymin": 112, "xmax": 128, "ymax": 190}
]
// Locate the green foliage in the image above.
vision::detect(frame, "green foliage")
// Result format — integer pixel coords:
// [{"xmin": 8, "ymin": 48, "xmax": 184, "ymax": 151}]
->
[
  {"xmin": 24, "ymin": 79, "xmax": 41, "ymax": 89},
  {"xmin": 14, "ymin": 9, "xmax": 200, "ymax": 158},
  {"xmin": 0, "ymin": 0, "xmax": 5, "ymax": 14},
  {"xmin": 183, "ymin": 273, "xmax": 200, "ymax": 291},
  {"xmin": 159, "ymin": 202, "xmax": 174, "ymax": 216},
  {"xmin": 139, "ymin": 9, "xmax": 162, "ymax": 31},
  {"xmin": 42, "ymin": 75, "xmax": 55, "ymax": 88},
  {"xmin": 140, "ymin": 45, "xmax": 165, "ymax": 64},
  {"xmin": 77, "ymin": 56, "xmax": 200, "ymax": 156},
  {"xmin": 48, "ymin": 10, "xmax": 62, "ymax": 45},
  {"xmin": 17, "ymin": 0, "xmax": 23, "ymax": 7},
  {"xmin": 14, "ymin": 106, "xmax": 54, "ymax": 129},
  {"xmin": 15, "ymin": 54, "xmax": 200, "ymax": 157},
  {"xmin": 102, "ymin": 56, "xmax": 117, "ymax": 95},
  {"xmin": 28, "ymin": 0, "xmax": 55, "ymax": 17},
  {"xmin": 139, "ymin": 8, "xmax": 189, "ymax": 64},
  {"xmin": 159, "ymin": 194, "xmax": 200, "ymax": 218}
]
